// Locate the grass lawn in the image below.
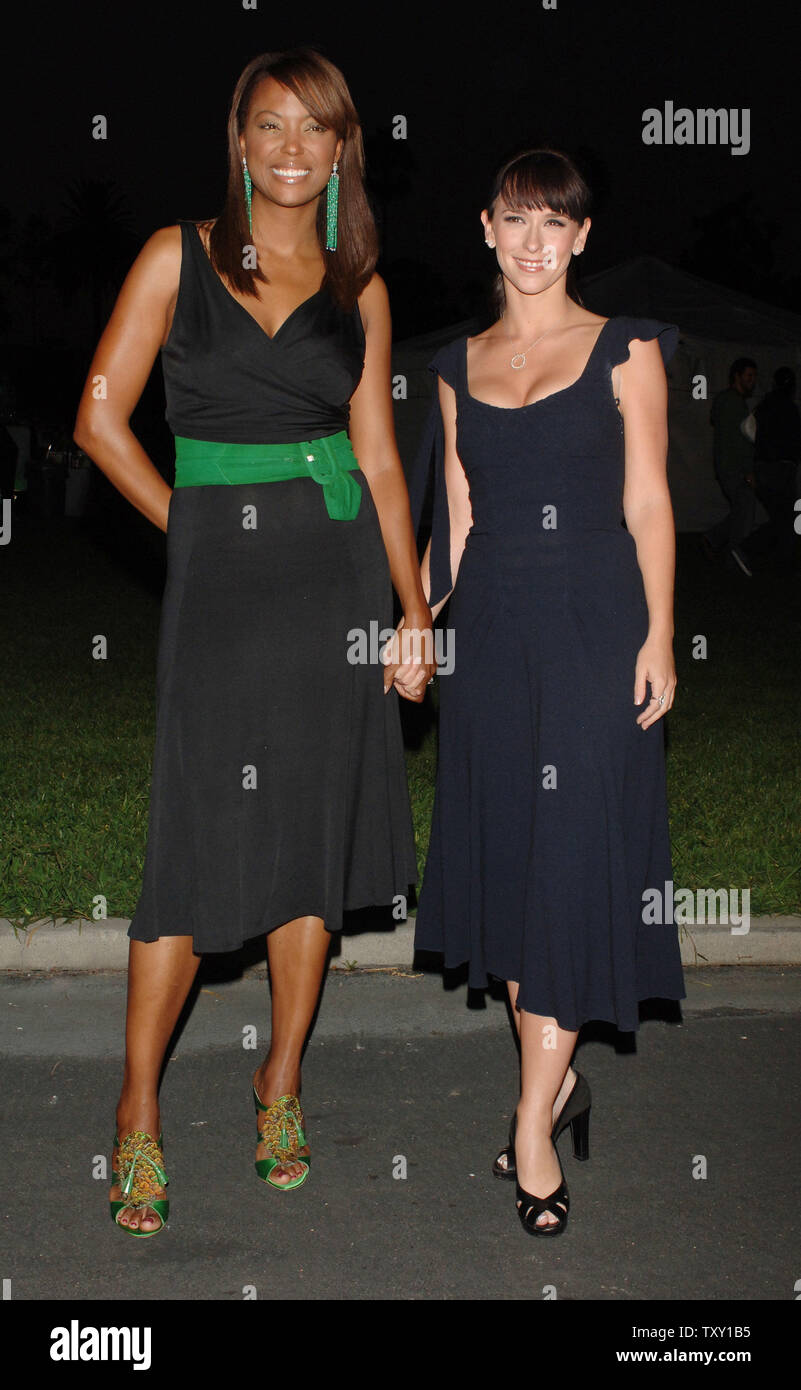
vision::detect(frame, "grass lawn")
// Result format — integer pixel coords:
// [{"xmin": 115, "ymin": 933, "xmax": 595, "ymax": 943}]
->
[{"xmin": 2, "ymin": 501, "xmax": 799, "ymax": 927}]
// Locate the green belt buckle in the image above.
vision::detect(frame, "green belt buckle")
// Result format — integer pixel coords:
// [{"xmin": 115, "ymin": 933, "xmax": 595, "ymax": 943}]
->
[{"xmin": 303, "ymin": 442, "xmax": 338, "ymax": 484}]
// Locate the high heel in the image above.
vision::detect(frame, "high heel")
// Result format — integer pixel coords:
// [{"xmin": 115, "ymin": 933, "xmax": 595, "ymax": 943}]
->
[
  {"xmin": 492, "ymin": 1070, "xmax": 591, "ymax": 1179},
  {"xmin": 566, "ymin": 1098, "xmax": 590, "ymax": 1161},
  {"xmin": 253, "ymin": 1085, "xmax": 310, "ymax": 1191},
  {"xmin": 515, "ymin": 1139, "xmax": 569, "ymax": 1238},
  {"xmin": 493, "ymin": 1115, "xmax": 518, "ymax": 1181},
  {"xmin": 110, "ymin": 1130, "xmax": 169, "ymax": 1237}
]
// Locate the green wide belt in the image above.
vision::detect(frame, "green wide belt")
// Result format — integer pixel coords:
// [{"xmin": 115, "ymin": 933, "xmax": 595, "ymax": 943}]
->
[{"xmin": 173, "ymin": 431, "xmax": 362, "ymax": 520}]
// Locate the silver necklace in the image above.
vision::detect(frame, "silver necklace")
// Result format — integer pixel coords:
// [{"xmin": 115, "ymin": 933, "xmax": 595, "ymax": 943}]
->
[{"xmin": 502, "ymin": 314, "xmax": 569, "ymax": 370}]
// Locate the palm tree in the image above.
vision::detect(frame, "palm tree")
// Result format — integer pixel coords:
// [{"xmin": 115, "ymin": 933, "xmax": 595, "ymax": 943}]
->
[
  {"xmin": 51, "ymin": 178, "xmax": 140, "ymax": 345},
  {"xmin": 9, "ymin": 212, "xmax": 56, "ymax": 345}
]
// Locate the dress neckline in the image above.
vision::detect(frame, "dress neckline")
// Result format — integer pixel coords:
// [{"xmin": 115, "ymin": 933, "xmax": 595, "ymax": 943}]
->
[
  {"xmin": 190, "ymin": 223, "xmax": 326, "ymax": 343},
  {"xmin": 463, "ymin": 317, "xmax": 613, "ymax": 411}
]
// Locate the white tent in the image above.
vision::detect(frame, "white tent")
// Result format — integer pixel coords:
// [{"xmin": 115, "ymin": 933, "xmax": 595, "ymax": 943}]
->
[{"xmin": 392, "ymin": 256, "xmax": 801, "ymax": 530}]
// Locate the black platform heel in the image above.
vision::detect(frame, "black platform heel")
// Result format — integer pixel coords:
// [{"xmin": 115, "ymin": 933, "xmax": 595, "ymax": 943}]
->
[
  {"xmin": 515, "ymin": 1140, "xmax": 569, "ymax": 1237},
  {"xmin": 493, "ymin": 1070, "xmax": 591, "ymax": 1179}
]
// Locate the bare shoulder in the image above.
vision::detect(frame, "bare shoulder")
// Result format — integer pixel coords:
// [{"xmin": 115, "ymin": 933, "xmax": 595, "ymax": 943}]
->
[
  {"xmin": 468, "ymin": 321, "xmax": 496, "ymax": 347},
  {"xmin": 141, "ymin": 223, "xmax": 182, "ymax": 260},
  {"xmin": 358, "ymin": 270, "xmax": 388, "ymax": 303},
  {"xmin": 357, "ymin": 271, "xmax": 390, "ymax": 334},
  {"xmin": 565, "ymin": 309, "xmax": 609, "ymax": 338},
  {"xmin": 130, "ymin": 224, "xmax": 184, "ymax": 291},
  {"xmin": 157, "ymin": 217, "xmax": 217, "ymax": 259}
]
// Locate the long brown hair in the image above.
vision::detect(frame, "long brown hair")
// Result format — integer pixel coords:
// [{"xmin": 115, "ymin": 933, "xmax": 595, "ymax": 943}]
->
[
  {"xmin": 207, "ymin": 48, "xmax": 378, "ymax": 311},
  {"xmin": 486, "ymin": 148, "xmax": 592, "ymax": 317}
]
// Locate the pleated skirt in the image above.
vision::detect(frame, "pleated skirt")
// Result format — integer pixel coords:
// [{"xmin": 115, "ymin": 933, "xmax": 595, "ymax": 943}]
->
[{"xmin": 128, "ymin": 470, "xmax": 418, "ymax": 953}]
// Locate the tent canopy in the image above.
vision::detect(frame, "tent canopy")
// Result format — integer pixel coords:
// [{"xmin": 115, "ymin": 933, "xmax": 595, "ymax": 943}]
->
[{"xmin": 581, "ymin": 256, "xmax": 801, "ymax": 349}]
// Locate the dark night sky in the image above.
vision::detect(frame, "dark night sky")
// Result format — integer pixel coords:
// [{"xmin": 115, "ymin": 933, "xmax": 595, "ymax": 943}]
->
[{"xmin": 4, "ymin": 0, "xmax": 800, "ymax": 322}]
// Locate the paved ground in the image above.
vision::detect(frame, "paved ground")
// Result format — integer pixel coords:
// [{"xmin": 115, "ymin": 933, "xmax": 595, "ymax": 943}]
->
[{"xmin": 1, "ymin": 964, "xmax": 799, "ymax": 1303}]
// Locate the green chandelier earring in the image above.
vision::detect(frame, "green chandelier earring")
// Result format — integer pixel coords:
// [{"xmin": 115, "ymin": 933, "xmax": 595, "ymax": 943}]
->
[
  {"xmin": 242, "ymin": 156, "xmax": 253, "ymax": 237},
  {"xmin": 325, "ymin": 160, "xmax": 339, "ymax": 251}
]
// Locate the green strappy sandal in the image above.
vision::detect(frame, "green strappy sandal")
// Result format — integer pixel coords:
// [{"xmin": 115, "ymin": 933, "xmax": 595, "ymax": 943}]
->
[
  {"xmin": 253, "ymin": 1087, "xmax": 310, "ymax": 1191},
  {"xmin": 110, "ymin": 1130, "xmax": 169, "ymax": 1237}
]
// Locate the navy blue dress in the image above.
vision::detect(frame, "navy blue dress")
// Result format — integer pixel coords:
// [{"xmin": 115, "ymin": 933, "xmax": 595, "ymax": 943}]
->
[{"xmin": 410, "ymin": 316, "xmax": 686, "ymax": 1032}]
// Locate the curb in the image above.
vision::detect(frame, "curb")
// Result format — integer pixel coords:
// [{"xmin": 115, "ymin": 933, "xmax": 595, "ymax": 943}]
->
[{"xmin": 1, "ymin": 914, "xmax": 800, "ymax": 971}]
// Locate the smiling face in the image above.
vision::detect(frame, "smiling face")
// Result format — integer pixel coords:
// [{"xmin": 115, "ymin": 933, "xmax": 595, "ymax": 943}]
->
[
  {"xmin": 239, "ymin": 75, "xmax": 343, "ymax": 209},
  {"xmin": 482, "ymin": 200, "xmax": 590, "ymax": 298}
]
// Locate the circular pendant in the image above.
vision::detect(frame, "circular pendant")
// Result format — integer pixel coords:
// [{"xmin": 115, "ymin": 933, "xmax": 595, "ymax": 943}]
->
[{"xmin": 510, "ymin": 353, "xmax": 527, "ymax": 370}]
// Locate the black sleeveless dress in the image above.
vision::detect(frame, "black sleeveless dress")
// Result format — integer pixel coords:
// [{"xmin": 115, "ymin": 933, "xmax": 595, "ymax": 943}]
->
[
  {"xmin": 409, "ymin": 317, "xmax": 686, "ymax": 1032},
  {"xmin": 128, "ymin": 221, "xmax": 417, "ymax": 952}
]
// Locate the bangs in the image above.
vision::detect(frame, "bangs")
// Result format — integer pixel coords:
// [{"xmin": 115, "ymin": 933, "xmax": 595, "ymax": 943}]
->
[{"xmin": 490, "ymin": 151, "xmax": 591, "ymax": 224}]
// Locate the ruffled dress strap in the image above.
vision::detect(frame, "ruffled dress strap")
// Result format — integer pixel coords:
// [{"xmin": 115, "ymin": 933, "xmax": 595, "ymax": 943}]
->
[{"xmin": 605, "ymin": 315, "xmax": 680, "ymax": 369}]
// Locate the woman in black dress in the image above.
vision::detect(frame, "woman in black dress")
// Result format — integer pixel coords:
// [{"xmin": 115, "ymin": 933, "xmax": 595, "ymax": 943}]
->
[
  {"xmin": 410, "ymin": 150, "xmax": 686, "ymax": 1236},
  {"xmin": 74, "ymin": 48, "xmax": 434, "ymax": 1236}
]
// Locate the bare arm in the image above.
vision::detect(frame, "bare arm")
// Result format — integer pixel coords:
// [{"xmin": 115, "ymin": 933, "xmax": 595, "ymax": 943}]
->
[
  {"xmin": 620, "ymin": 337, "xmax": 677, "ymax": 727},
  {"xmin": 419, "ymin": 374, "xmax": 473, "ymax": 622},
  {"xmin": 73, "ymin": 225, "xmax": 182, "ymax": 532},
  {"xmin": 348, "ymin": 273, "xmax": 435, "ymax": 696}
]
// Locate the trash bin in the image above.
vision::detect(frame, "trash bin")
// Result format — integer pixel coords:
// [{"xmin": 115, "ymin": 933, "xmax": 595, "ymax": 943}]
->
[
  {"xmin": 65, "ymin": 452, "xmax": 94, "ymax": 517},
  {"xmin": 27, "ymin": 453, "xmax": 66, "ymax": 517}
]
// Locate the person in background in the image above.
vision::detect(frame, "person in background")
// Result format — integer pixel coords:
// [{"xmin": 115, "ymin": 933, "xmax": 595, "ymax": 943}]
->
[
  {"xmin": 0, "ymin": 423, "xmax": 18, "ymax": 502},
  {"xmin": 702, "ymin": 357, "xmax": 758, "ymax": 576},
  {"xmin": 752, "ymin": 367, "xmax": 800, "ymax": 574}
]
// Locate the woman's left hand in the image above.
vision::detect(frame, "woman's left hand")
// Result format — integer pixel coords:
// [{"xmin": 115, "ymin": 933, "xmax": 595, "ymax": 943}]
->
[
  {"xmin": 381, "ymin": 609, "xmax": 437, "ymax": 700},
  {"xmin": 634, "ymin": 636, "xmax": 677, "ymax": 729}
]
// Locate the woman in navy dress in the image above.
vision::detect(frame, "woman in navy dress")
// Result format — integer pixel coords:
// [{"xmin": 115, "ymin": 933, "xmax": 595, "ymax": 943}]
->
[
  {"xmin": 75, "ymin": 48, "xmax": 433, "ymax": 1236},
  {"xmin": 409, "ymin": 149, "xmax": 686, "ymax": 1236}
]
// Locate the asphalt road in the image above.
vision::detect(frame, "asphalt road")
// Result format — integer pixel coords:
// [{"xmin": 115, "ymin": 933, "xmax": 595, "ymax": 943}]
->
[{"xmin": 2, "ymin": 965, "xmax": 799, "ymax": 1303}]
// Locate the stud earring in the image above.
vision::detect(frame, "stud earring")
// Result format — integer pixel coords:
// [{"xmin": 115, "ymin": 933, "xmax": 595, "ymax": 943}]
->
[
  {"xmin": 242, "ymin": 156, "xmax": 252, "ymax": 237},
  {"xmin": 325, "ymin": 160, "xmax": 339, "ymax": 251}
]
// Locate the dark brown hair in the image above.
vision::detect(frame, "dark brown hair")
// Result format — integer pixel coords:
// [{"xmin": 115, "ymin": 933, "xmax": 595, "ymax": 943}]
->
[
  {"xmin": 486, "ymin": 148, "xmax": 593, "ymax": 316},
  {"xmin": 207, "ymin": 48, "xmax": 378, "ymax": 311}
]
